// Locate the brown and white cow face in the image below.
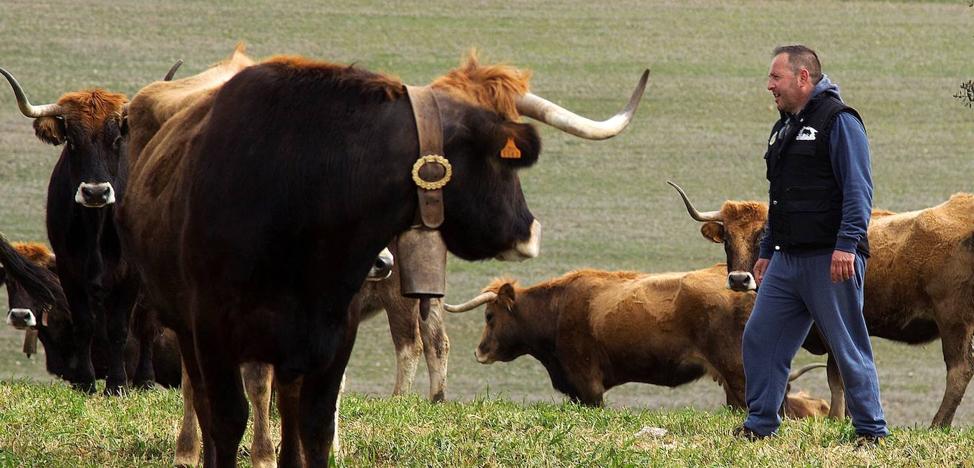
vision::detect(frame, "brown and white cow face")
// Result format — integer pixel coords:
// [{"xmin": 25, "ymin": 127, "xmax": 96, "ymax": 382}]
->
[
  {"xmin": 698, "ymin": 202, "xmax": 769, "ymax": 292},
  {"xmin": 669, "ymin": 182, "xmax": 769, "ymax": 292}
]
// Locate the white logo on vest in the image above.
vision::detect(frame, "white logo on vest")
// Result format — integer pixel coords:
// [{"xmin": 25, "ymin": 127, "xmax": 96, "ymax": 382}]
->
[{"xmin": 795, "ymin": 126, "xmax": 818, "ymax": 141}]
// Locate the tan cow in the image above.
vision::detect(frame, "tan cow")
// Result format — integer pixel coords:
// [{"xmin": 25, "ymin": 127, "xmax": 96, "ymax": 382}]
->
[
  {"xmin": 446, "ymin": 266, "xmax": 828, "ymax": 415},
  {"xmin": 671, "ymin": 182, "xmax": 974, "ymax": 427}
]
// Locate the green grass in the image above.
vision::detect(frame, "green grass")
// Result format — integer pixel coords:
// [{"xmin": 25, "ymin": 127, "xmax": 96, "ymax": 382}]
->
[
  {"xmin": 1, "ymin": 381, "xmax": 973, "ymax": 467},
  {"xmin": 1, "ymin": 1, "xmax": 974, "ymax": 458}
]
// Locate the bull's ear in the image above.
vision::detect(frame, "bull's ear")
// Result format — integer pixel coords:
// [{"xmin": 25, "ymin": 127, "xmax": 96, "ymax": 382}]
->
[
  {"xmin": 700, "ymin": 222, "xmax": 725, "ymax": 243},
  {"xmin": 491, "ymin": 121, "xmax": 541, "ymax": 168},
  {"xmin": 497, "ymin": 282, "xmax": 516, "ymax": 310},
  {"xmin": 33, "ymin": 116, "xmax": 66, "ymax": 146}
]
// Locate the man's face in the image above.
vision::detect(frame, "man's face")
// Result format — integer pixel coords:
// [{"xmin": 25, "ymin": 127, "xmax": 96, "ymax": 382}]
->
[{"xmin": 767, "ymin": 53, "xmax": 807, "ymax": 114}]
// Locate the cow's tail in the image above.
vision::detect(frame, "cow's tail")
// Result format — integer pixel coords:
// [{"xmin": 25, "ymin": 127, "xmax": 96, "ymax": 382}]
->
[{"xmin": 0, "ymin": 233, "xmax": 66, "ymax": 310}]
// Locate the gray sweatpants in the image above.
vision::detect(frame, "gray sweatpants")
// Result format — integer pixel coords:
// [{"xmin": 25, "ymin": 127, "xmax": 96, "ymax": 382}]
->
[{"xmin": 742, "ymin": 251, "xmax": 888, "ymax": 436}]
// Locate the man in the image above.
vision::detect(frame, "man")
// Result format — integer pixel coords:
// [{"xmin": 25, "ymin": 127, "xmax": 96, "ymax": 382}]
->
[{"xmin": 734, "ymin": 45, "xmax": 889, "ymax": 445}]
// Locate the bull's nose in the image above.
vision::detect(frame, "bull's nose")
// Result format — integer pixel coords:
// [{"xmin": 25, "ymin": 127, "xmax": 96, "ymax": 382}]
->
[
  {"xmin": 6, "ymin": 308, "xmax": 37, "ymax": 329},
  {"xmin": 75, "ymin": 183, "xmax": 116, "ymax": 207},
  {"xmin": 727, "ymin": 272, "xmax": 757, "ymax": 291}
]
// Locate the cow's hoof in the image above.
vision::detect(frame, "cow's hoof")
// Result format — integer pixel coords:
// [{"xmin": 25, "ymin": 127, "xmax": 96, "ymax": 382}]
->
[
  {"xmin": 72, "ymin": 380, "xmax": 96, "ymax": 394},
  {"xmin": 103, "ymin": 384, "xmax": 128, "ymax": 396},
  {"xmin": 133, "ymin": 379, "xmax": 157, "ymax": 391}
]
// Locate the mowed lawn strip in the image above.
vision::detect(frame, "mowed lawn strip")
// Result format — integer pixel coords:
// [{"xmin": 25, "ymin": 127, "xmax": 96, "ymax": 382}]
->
[{"xmin": 1, "ymin": 381, "xmax": 974, "ymax": 466}]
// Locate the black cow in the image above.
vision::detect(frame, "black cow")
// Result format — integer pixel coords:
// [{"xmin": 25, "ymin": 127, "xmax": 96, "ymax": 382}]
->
[
  {"xmin": 120, "ymin": 52, "xmax": 648, "ymax": 466},
  {"xmin": 0, "ymin": 68, "xmax": 138, "ymax": 394}
]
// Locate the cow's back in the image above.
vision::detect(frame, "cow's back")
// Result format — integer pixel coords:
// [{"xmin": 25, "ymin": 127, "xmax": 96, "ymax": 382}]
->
[
  {"xmin": 587, "ymin": 265, "xmax": 741, "ymax": 388},
  {"xmin": 862, "ymin": 193, "xmax": 974, "ymax": 341}
]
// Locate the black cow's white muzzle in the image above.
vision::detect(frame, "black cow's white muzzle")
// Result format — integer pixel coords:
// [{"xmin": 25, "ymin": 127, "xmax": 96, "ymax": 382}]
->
[
  {"xmin": 6, "ymin": 308, "xmax": 36, "ymax": 330},
  {"xmin": 496, "ymin": 220, "xmax": 542, "ymax": 262},
  {"xmin": 75, "ymin": 182, "xmax": 115, "ymax": 207}
]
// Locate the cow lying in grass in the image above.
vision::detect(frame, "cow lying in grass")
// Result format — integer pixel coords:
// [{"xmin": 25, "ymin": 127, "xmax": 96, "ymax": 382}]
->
[{"xmin": 446, "ymin": 265, "xmax": 829, "ymax": 416}]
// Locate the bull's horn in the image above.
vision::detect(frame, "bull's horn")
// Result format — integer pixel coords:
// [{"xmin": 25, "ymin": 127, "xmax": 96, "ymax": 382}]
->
[
  {"xmin": 515, "ymin": 69, "xmax": 649, "ymax": 140},
  {"xmin": 667, "ymin": 181, "xmax": 722, "ymax": 222},
  {"xmin": 164, "ymin": 59, "xmax": 184, "ymax": 81},
  {"xmin": 443, "ymin": 292, "xmax": 498, "ymax": 313},
  {"xmin": 788, "ymin": 363, "xmax": 827, "ymax": 382},
  {"xmin": 0, "ymin": 67, "xmax": 64, "ymax": 118}
]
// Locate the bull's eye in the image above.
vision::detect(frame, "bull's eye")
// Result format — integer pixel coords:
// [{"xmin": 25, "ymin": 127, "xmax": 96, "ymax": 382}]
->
[
  {"xmin": 485, "ymin": 311, "xmax": 493, "ymax": 323},
  {"xmin": 113, "ymin": 136, "xmax": 122, "ymax": 151}
]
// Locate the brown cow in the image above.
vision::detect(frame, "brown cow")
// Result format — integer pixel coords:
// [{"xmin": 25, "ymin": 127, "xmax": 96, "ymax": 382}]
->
[
  {"xmin": 671, "ymin": 182, "xmax": 974, "ymax": 427},
  {"xmin": 446, "ymin": 266, "xmax": 828, "ymax": 415}
]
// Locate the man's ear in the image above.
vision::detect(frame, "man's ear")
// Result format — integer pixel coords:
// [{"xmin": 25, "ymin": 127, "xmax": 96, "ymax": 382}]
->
[
  {"xmin": 33, "ymin": 116, "xmax": 65, "ymax": 146},
  {"xmin": 701, "ymin": 222, "xmax": 725, "ymax": 244}
]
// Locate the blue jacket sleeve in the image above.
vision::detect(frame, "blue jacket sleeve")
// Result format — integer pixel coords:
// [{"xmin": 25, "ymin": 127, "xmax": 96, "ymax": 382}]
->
[
  {"xmin": 830, "ymin": 112, "xmax": 873, "ymax": 253},
  {"xmin": 758, "ymin": 221, "xmax": 773, "ymax": 259}
]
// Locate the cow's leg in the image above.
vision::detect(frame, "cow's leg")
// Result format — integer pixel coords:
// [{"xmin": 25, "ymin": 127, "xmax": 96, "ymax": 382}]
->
[
  {"xmin": 104, "ymin": 285, "xmax": 137, "ymax": 395},
  {"xmin": 718, "ymin": 365, "xmax": 747, "ymax": 409},
  {"xmin": 63, "ymin": 280, "xmax": 97, "ymax": 393},
  {"xmin": 825, "ymin": 353, "xmax": 847, "ymax": 419},
  {"xmin": 297, "ymin": 333, "xmax": 355, "ymax": 467},
  {"xmin": 175, "ymin": 362, "xmax": 202, "ymax": 468},
  {"xmin": 242, "ymin": 362, "xmax": 276, "ymax": 468},
  {"xmin": 194, "ymin": 327, "xmax": 247, "ymax": 468},
  {"xmin": 332, "ymin": 372, "xmax": 346, "ymax": 459},
  {"xmin": 131, "ymin": 302, "xmax": 157, "ymax": 389},
  {"xmin": 931, "ymin": 318, "xmax": 974, "ymax": 428},
  {"xmin": 386, "ymin": 304, "xmax": 422, "ymax": 396},
  {"xmin": 276, "ymin": 374, "xmax": 304, "ymax": 468},
  {"xmin": 419, "ymin": 301, "xmax": 449, "ymax": 402}
]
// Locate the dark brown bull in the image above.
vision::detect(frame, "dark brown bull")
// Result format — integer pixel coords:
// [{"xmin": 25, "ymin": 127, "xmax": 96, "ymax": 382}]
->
[
  {"xmin": 446, "ymin": 266, "xmax": 829, "ymax": 415},
  {"xmin": 119, "ymin": 50, "xmax": 649, "ymax": 466},
  {"xmin": 671, "ymin": 182, "xmax": 974, "ymax": 427}
]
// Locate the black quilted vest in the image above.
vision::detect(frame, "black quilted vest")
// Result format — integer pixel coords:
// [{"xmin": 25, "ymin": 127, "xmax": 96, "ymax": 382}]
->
[{"xmin": 764, "ymin": 93, "xmax": 869, "ymax": 256}]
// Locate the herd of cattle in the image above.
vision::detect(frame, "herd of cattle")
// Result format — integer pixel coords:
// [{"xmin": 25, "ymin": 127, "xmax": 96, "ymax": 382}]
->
[{"xmin": 0, "ymin": 44, "xmax": 972, "ymax": 466}]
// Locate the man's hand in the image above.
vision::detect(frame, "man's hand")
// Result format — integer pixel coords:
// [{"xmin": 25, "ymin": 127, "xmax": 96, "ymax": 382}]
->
[
  {"xmin": 753, "ymin": 258, "xmax": 770, "ymax": 286},
  {"xmin": 831, "ymin": 250, "xmax": 855, "ymax": 283}
]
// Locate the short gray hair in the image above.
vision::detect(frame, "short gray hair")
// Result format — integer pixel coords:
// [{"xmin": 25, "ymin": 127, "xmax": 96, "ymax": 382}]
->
[{"xmin": 773, "ymin": 45, "xmax": 822, "ymax": 83}]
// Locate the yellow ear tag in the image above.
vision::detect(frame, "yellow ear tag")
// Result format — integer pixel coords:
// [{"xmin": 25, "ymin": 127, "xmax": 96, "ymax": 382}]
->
[{"xmin": 500, "ymin": 137, "xmax": 521, "ymax": 159}]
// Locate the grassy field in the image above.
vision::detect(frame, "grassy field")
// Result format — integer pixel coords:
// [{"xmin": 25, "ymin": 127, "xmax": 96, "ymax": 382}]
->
[
  {"xmin": 1, "ymin": 0, "xmax": 973, "ymax": 460},
  {"xmin": 2, "ymin": 381, "xmax": 974, "ymax": 467}
]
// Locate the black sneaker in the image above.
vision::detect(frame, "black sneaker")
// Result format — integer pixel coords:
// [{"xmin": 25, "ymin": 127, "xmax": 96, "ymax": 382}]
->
[
  {"xmin": 854, "ymin": 434, "xmax": 886, "ymax": 450},
  {"xmin": 732, "ymin": 425, "xmax": 769, "ymax": 441}
]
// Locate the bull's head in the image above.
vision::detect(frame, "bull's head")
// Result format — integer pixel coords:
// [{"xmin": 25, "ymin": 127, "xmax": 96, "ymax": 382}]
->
[
  {"xmin": 0, "ymin": 61, "xmax": 183, "ymax": 210},
  {"xmin": 443, "ymin": 281, "xmax": 525, "ymax": 364},
  {"xmin": 424, "ymin": 53, "xmax": 649, "ymax": 263},
  {"xmin": 0, "ymin": 68, "xmax": 128, "ymax": 208},
  {"xmin": 668, "ymin": 181, "xmax": 768, "ymax": 291}
]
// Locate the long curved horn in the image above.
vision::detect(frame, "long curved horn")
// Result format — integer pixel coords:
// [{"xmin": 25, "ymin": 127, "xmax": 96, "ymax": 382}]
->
[
  {"xmin": 0, "ymin": 67, "xmax": 64, "ymax": 118},
  {"xmin": 515, "ymin": 69, "xmax": 649, "ymax": 140},
  {"xmin": 163, "ymin": 59, "xmax": 184, "ymax": 81},
  {"xmin": 667, "ymin": 180, "xmax": 722, "ymax": 222},
  {"xmin": 443, "ymin": 292, "xmax": 498, "ymax": 313},
  {"xmin": 788, "ymin": 363, "xmax": 827, "ymax": 382}
]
